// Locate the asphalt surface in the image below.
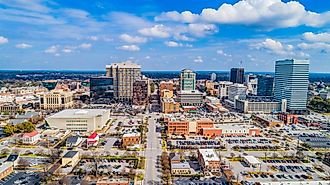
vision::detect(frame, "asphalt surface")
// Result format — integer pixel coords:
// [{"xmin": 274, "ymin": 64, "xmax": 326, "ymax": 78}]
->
[{"xmin": 144, "ymin": 114, "xmax": 162, "ymax": 185}]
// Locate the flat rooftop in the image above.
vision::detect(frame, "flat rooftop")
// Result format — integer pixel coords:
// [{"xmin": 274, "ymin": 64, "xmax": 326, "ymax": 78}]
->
[
  {"xmin": 47, "ymin": 109, "xmax": 108, "ymax": 119},
  {"xmin": 63, "ymin": 151, "xmax": 78, "ymax": 158},
  {"xmin": 198, "ymin": 149, "xmax": 219, "ymax": 163}
]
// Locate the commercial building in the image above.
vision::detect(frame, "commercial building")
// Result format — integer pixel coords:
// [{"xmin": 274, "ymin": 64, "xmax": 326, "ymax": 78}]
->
[
  {"xmin": 21, "ymin": 130, "xmax": 40, "ymax": 144},
  {"xmin": 96, "ymin": 178, "xmax": 130, "ymax": 185},
  {"xmin": 218, "ymin": 81, "xmax": 233, "ymax": 99},
  {"xmin": 160, "ymin": 89, "xmax": 173, "ymax": 98},
  {"xmin": 254, "ymin": 114, "xmax": 284, "ymax": 127},
  {"xmin": 167, "ymin": 118, "xmax": 215, "ymax": 136},
  {"xmin": 245, "ymin": 74, "xmax": 258, "ymax": 95},
  {"xmin": 0, "ymin": 103, "xmax": 20, "ymax": 114},
  {"xmin": 106, "ymin": 61, "xmax": 141, "ymax": 103},
  {"xmin": 228, "ymin": 83, "xmax": 247, "ymax": 101},
  {"xmin": 0, "ymin": 162, "xmax": 13, "ymax": 180},
  {"xmin": 42, "ymin": 80, "xmax": 58, "ymax": 91},
  {"xmin": 257, "ymin": 75, "xmax": 274, "ymax": 96},
  {"xmin": 197, "ymin": 149, "xmax": 220, "ymax": 172},
  {"xmin": 201, "ymin": 124, "xmax": 260, "ymax": 138},
  {"xmin": 62, "ymin": 151, "xmax": 80, "ymax": 167},
  {"xmin": 40, "ymin": 90, "xmax": 74, "ymax": 110},
  {"xmin": 46, "ymin": 109, "xmax": 110, "ymax": 132},
  {"xmin": 243, "ymin": 155, "xmax": 261, "ymax": 167},
  {"xmin": 122, "ymin": 133, "xmax": 141, "ymax": 147},
  {"xmin": 171, "ymin": 161, "xmax": 192, "ymax": 175},
  {"xmin": 160, "ymin": 81, "xmax": 174, "ymax": 91},
  {"xmin": 168, "ymin": 120, "xmax": 189, "ymax": 135},
  {"xmin": 87, "ymin": 132, "xmax": 99, "ymax": 147},
  {"xmin": 235, "ymin": 97, "xmax": 287, "ymax": 114},
  {"xmin": 177, "ymin": 90, "xmax": 203, "ymax": 106},
  {"xmin": 180, "ymin": 69, "xmax": 196, "ymax": 91},
  {"xmin": 274, "ymin": 59, "xmax": 309, "ymax": 112},
  {"xmin": 66, "ymin": 136, "xmax": 83, "ymax": 147},
  {"xmin": 230, "ymin": 68, "xmax": 244, "ymax": 84},
  {"xmin": 132, "ymin": 79, "xmax": 150, "ymax": 106},
  {"xmin": 90, "ymin": 77, "xmax": 114, "ymax": 104},
  {"xmin": 161, "ymin": 98, "xmax": 180, "ymax": 114},
  {"xmin": 277, "ymin": 112, "xmax": 298, "ymax": 124}
]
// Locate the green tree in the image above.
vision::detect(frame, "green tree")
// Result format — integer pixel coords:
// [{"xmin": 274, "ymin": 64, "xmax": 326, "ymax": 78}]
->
[{"xmin": 3, "ymin": 124, "xmax": 15, "ymax": 136}]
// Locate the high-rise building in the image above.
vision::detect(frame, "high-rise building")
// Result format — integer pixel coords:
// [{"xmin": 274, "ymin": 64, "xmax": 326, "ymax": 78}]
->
[
  {"xmin": 180, "ymin": 69, "xmax": 196, "ymax": 91},
  {"xmin": 132, "ymin": 79, "xmax": 150, "ymax": 106},
  {"xmin": 90, "ymin": 77, "xmax": 114, "ymax": 104},
  {"xmin": 230, "ymin": 68, "xmax": 244, "ymax": 84},
  {"xmin": 257, "ymin": 75, "xmax": 274, "ymax": 96},
  {"xmin": 210, "ymin": 73, "xmax": 217, "ymax": 82},
  {"xmin": 228, "ymin": 83, "xmax": 247, "ymax": 101},
  {"xmin": 274, "ymin": 59, "xmax": 309, "ymax": 112},
  {"xmin": 218, "ymin": 81, "xmax": 233, "ymax": 99},
  {"xmin": 106, "ymin": 61, "xmax": 141, "ymax": 103}
]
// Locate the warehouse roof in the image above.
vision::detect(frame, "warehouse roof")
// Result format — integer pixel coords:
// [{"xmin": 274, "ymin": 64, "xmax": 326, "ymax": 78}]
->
[{"xmin": 47, "ymin": 109, "xmax": 108, "ymax": 119}]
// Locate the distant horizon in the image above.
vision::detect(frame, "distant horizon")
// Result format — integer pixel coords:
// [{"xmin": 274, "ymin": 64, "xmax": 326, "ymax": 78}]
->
[{"xmin": 1, "ymin": 69, "xmax": 330, "ymax": 74}]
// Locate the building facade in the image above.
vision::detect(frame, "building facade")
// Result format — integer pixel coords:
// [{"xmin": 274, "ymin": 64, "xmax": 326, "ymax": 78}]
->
[
  {"xmin": 132, "ymin": 79, "xmax": 150, "ymax": 106},
  {"xmin": 274, "ymin": 59, "xmax": 309, "ymax": 112},
  {"xmin": 161, "ymin": 98, "xmax": 180, "ymax": 114},
  {"xmin": 46, "ymin": 109, "xmax": 110, "ymax": 132},
  {"xmin": 122, "ymin": 133, "xmax": 141, "ymax": 147},
  {"xmin": 106, "ymin": 61, "xmax": 141, "ymax": 103},
  {"xmin": 228, "ymin": 84, "xmax": 247, "ymax": 101},
  {"xmin": 177, "ymin": 91, "xmax": 203, "ymax": 106},
  {"xmin": 230, "ymin": 68, "xmax": 244, "ymax": 84},
  {"xmin": 90, "ymin": 77, "xmax": 114, "ymax": 104},
  {"xmin": 40, "ymin": 90, "xmax": 73, "ymax": 110},
  {"xmin": 180, "ymin": 69, "xmax": 196, "ymax": 91},
  {"xmin": 197, "ymin": 149, "xmax": 220, "ymax": 172},
  {"xmin": 218, "ymin": 81, "xmax": 233, "ymax": 99},
  {"xmin": 257, "ymin": 75, "xmax": 274, "ymax": 96}
]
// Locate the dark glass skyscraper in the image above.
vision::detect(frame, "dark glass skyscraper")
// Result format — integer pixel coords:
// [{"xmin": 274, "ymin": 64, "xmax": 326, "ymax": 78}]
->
[
  {"xmin": 90, "ymin": 77, "xmax": 114, "ymax": 104},
  {"xmin": 230, "ymin": 68, "xmax": 244, "ymax": 84},
  {"xmin": 257, "ymin": 75, "xmax": 274, "ymax": 96}
]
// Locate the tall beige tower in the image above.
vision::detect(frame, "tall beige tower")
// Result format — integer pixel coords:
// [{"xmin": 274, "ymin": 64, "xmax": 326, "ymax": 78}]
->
[{"xmin": 106, "ymin": 61, "xmax": 141, "ymax": 103}]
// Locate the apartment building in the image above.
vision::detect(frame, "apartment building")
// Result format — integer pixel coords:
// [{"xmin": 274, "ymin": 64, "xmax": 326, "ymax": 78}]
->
[
  {"xmin": 132, "ymin": 79, "xmax": 150, "ymax": 106},
  {"xmin": 197, "ymin": 149, "xmax": 220, "ymax": 172},
  {"xmin": 161, "ymin": 98, "xmax": 180, "ymax": 114}
]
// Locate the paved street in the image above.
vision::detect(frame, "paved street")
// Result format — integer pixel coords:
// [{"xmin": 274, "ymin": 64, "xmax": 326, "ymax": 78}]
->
[{"xmin": 144, "ymin": 114, "xmax": 162, "ymax": 185}]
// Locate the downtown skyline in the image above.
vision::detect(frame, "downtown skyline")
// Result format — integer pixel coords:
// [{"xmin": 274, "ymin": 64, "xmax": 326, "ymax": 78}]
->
[{"xmin": 1, "ymin": 0, "xmax": 330, "ymax": 72}]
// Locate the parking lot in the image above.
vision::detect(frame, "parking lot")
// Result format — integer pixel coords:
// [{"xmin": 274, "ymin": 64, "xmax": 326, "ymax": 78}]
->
[
  {"xmin": 73, "ymin": 158, "xmax": 136, "ymax": 176},
  {"xmin": 1, "ymin": 171, "xmax": 41, "ymax": 185}
]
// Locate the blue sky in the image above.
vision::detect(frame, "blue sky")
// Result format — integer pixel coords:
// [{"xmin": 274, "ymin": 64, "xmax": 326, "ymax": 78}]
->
[{"xmin": 1, "ymin": 0, "xmax": 330, "ymax": 72}]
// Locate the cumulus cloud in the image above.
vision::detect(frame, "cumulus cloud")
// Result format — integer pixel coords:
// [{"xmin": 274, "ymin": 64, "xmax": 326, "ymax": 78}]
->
[
  {"xmin": 155, "ymin": 11, "xmax": 199, "ymax": 23},
  {"xmin": 156, "ymin": 0, "xmax": 330, "ymax": 29},
  {"xmin": 303, "ymin": 32, "xmax": 330, "ymax": 43},
  {"xmin": 138, "ymin": 24, "xmax": 170, "ymax": 38},
  {"xmin": 117, "ymin": 45, "xmax": 140, "ymax": 51},
  {"xmin": 44, "ymin": 45, "xmax": 60, "ymax": 54},
  {"xmin": 87, "ymin": 36, "xmax": 98, "ymax": 41},
  {"xmin": 78, "ymin": 43, "xmax": 92, "ymax": 49},
  {"xmin": 15, "ymin": 43, "xmax": 32, "ymax": 49},
  {"xmin": 119, "ymin": 34, "xmax": 147, "ymax": 43},
  {"xmin": 164, "ymin": 41, "xmax": 193, "ymax": 48},
  {"xmin": 253, "ymin": 38, "xmax": 294, "ymax": 55},
  {"xmin": 62, "ymin": 48, "xmax": 74, "ymax": 53},
  {"xmin": 187, "ymin": 23, "xmax": 218, "ymax": 37},
  {"xmin": 194, "ymin": 56, "xmax": 203, "ymax": 63},
  {"xmin": 0, "ymin": 36, "xmax": 9, "ymax": 44}
]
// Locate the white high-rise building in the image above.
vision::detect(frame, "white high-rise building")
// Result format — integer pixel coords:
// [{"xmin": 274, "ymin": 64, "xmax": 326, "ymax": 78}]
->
[
  {"xmin": 274, "ymin": 59, "xmax": 309, "ymax": 112},
  {"xmin": 106, "ymin": 61, "xmax": 141, "ymax": 103},
  {"xmin": 210, "ymin": 73, "xmax": 217, "ymax": 82},
  {"xmin": 228, "ymin": 83, "xmax": 247, "ymax": 101},
  {"xmin": 218, "ymin": 81, "xmax": 233, "ymax": 99}
]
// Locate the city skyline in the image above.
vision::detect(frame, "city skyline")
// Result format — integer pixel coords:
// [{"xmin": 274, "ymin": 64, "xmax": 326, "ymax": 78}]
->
[{"xmin": 1, "ymin": 0, "xmax": 330, "ymax": 72}]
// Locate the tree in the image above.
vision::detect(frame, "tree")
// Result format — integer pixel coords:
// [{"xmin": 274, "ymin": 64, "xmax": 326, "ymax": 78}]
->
[{"xmin": 18, "ymin": 158, "xmax": 31, "ymax": 169}]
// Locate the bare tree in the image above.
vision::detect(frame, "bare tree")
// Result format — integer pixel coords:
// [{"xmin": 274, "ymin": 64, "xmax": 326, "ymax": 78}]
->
[{"xmin": 18, "ymin": 158, "xmax": 31, "ymax": 169}]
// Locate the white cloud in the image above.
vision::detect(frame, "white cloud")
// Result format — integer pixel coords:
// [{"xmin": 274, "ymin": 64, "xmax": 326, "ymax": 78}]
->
[
  {"xmin": 164, "ymin": 41, "xmax": 182, "ymax": 47},
  {"xmin": 78, "ymin": 43, "xmax": 92, "ymax": 49},
  {"xmin": 187, "ymin": 23, "xmax": 218, "ymax": 37},
  {"xmin": 138, "ymin": 24, "xmax": 170, "ymax": 38},
  {"xmin": 298, "ymin": 42, "xmax": 330, "ymax": 50},
  {"xmin": 62, "ymin": 48, "xmax": 73, "ymax": 53},
  {"xmin": 15, "ymin": 43, "xmax": 32, "ymax": 49},
  {"xmin": 117, "ymin": 45, "xmax": 140, "ymax": 51},
  {"xmin": 254, "ymin": 38, "xmax": 294, "ymax": 55},
  {"xmin": 44, "ymin": 45, "xmax": 60, "ymax": 54},
  {"xmin": 156, "ymin": 0, "xmax": 330, "ymax": 29},
  {"xmin": 145, "ymin": 56, "xmax": 151, "ymax": 59},
  {"xmin": 216, "ymin": 49, "xmax": 232, "ymax": 57},
  {"xmin": 119, "ymin": 34, "xmax": 147, "ymax": 43},
  {"xmin": 155, "ymin": 11, "xmax": 199, "ymax": 23},
  {"xmin": 194, "ymin": 56, "xmax": 203, "ymax": 63},
  {"xmin": 173, "ymin": 34, "xmax": 195, "ymax": 41},
  {"xmin": 88, "ymin": 36, "xmax": 99, "ymax": 41},
  {"xmin": 0, "ymin": 36, "xmax": 9, "ymax": 44},
  {"xmin": 303, "ymin": 32, "xmax": 330, "ymax": 43}
]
